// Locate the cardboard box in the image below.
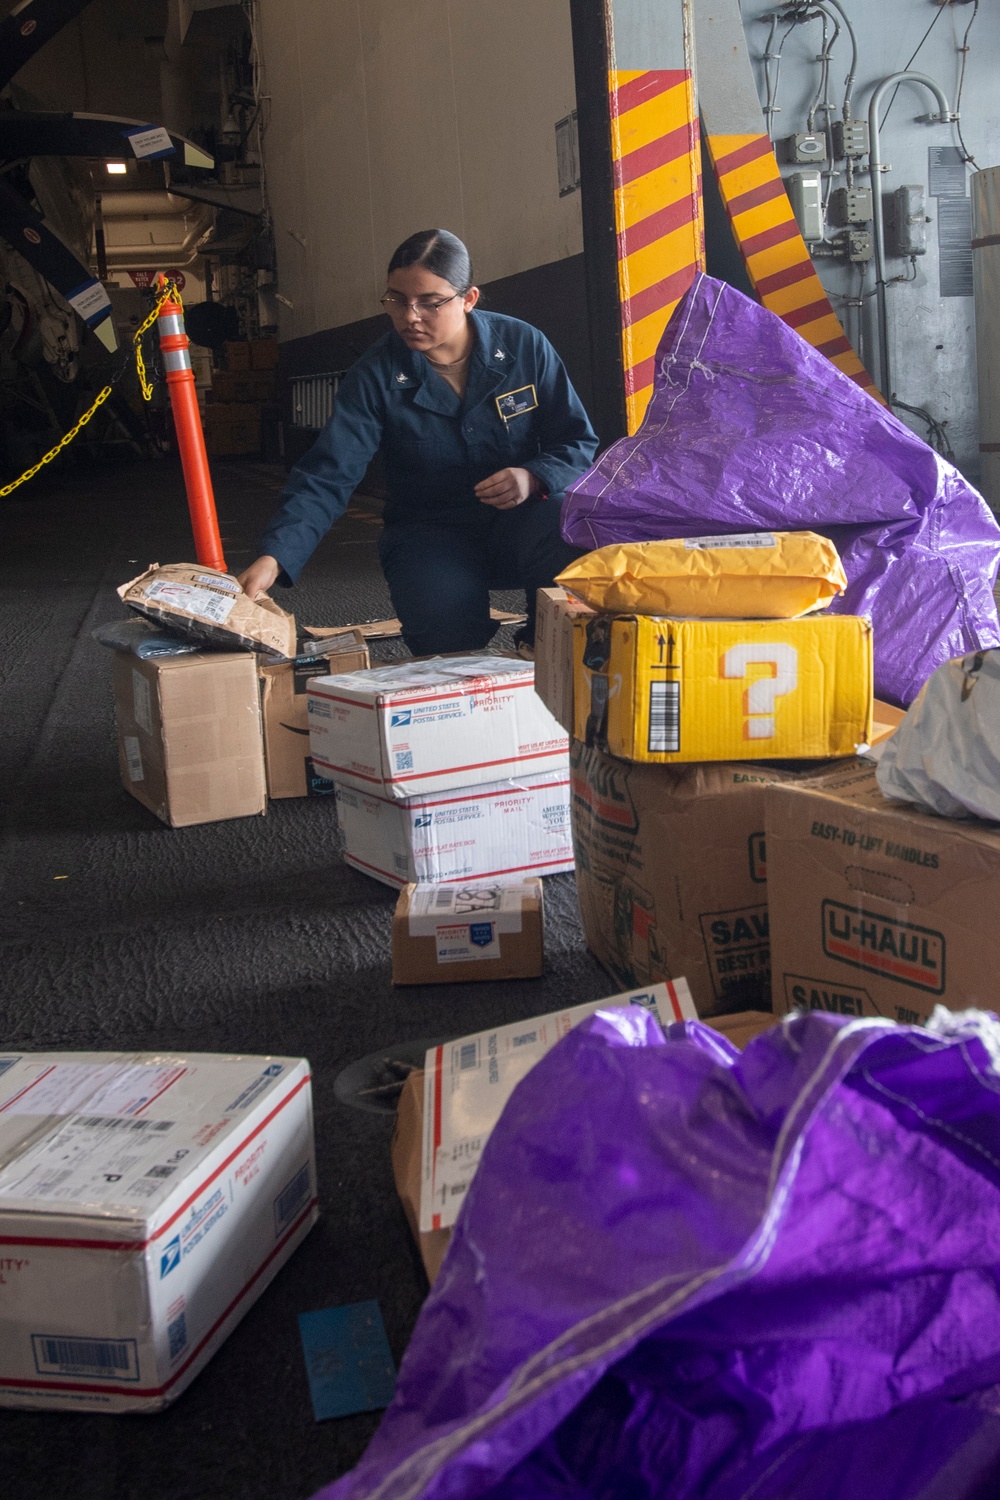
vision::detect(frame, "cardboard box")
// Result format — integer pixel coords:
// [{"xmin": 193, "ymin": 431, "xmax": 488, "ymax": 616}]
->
[
  {"xmin": 120, "ymin": 564, "xmax": 295, "ymax": 659},
  {"xmin": 392, "ymin": 980, "xmax": 707, "ymax": 1281},
  {"xmin": 203, "ymin": 403, "xmax": 262, "ymax": 456},
  {"xmin": 249, "ymin": 338, "xmax": 280, "ymax": 370},
  {"xmin": 570, "ymin": 739, "xmax": 840, "ymax": 1015},
  {"xmin": 307, "ymin": 655, "xmax": 568, "ymax": 801},
  {"xmin": 223, "ymin": 339, "xmax": 251, "ymax": 371},
  {"xmin": 392, "ymin": 878, "xmax": 544, "ymax": 985},
  {"xmin": 209, "ymin": 372, "xmax": 277, "ymax": 405},
  {"xmin": 574, "ymin": 612, "xmax": 873, "ymax": 763},
  {"xmin": 767, "ymin": 760, "xmax": 1000, "ymax": 1024},
  {"xmin": 113, "ymin": 650, "xmax": 267, "ymax": 827},
  {"xmin": 258, "ymin": 629, "xmax": 369, "ymax": 799},
  {"xmin": 534, "ymin": 586, "xmax": 596, "ymax": 734},
  {"xmin": 0, "ymin": 1050, "xmax": 316, "ymax": 1412},
  {"xmin": 334, "ymin": 768, "xmax": 574, "ymax": 888}
]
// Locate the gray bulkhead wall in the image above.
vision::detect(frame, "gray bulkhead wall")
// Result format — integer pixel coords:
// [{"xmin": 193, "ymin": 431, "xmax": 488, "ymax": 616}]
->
[
  {"xmin": 256, "ymin": 0, "xmax": 590, "ymax": 409},
  {"xmin": 738, "ymin": 0, "xmax": 998, "ymax": 480}
]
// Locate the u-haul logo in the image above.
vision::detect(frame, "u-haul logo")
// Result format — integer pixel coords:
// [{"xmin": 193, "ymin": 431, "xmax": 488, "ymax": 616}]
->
[{"xmin": 822, "ymin": 900, "xmax": 945, "ymax": 994}]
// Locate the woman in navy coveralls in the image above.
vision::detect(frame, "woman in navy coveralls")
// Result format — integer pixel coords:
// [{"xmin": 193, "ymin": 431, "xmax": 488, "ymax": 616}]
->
[{"xmin": 237, "ymin": 230, "xmax": 598, "ymax": 655}]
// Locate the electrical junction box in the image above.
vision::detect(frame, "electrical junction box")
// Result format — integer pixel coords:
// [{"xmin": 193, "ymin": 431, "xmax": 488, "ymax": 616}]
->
[
  {"xmin": 832, "ymin": 119, "xmax": 869, "ymax": 159},
  {"xmin": 785, "ymin": 132, "xmax": 827, "ymax": 165},
  {"xmin": 787, "ymin": 171, "xmax": 824, "ymax": 243},
  {"xmin": 885, "ymin": 185, "xmax": 928, "ymax": 257},
  {"xmin": 844, "ymin": 230, "xmax": 874, "ymax": 263},
  {"xmin": 830, "ymin": 186, "xmax": 873, "ymax": 226}
]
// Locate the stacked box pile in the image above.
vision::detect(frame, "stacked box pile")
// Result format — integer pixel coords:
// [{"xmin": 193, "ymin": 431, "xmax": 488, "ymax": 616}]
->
[
  {"xmin": 537, "ymin": 531, "xmax": 903, "ymax": 1019},
  {"xmin": 203, "ymin": 338, "xmax": 279, "ymax": 457},
  {"xmin": 306, "ymin": 656, "xmax": 575, "ymax": 892}
]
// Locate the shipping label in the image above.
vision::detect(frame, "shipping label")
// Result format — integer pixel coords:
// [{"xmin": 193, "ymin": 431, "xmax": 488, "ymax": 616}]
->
[
  {"xmin": 143, "ymin": 581, "xmax": 236, "ymax": 625},
  {"xmin": 684, "ymin": 532, "xmax": 776, "ymax": 549},
  {"xmin": 132, "ymin": 668, "xmax": 153, "ymax": 735},
  {"xmin": 821, "ymin": 899, "xmax": 945, "ymax": 993},
  {"xmin": 699, "ymin": 904, "xmax": 771, "ymax": 1004},
  {"xmin": 123, "ymin": 735, "xmax": 144, "ymax": 783},
  {"xmin": 408, "ymin": 882, "xmax": 526, "ymax": 937}
]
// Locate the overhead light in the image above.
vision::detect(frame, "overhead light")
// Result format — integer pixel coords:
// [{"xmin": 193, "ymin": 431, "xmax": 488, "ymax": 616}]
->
[{"xmin": 106, "ymin": 161, "xmax": 127, "ymax": 175}]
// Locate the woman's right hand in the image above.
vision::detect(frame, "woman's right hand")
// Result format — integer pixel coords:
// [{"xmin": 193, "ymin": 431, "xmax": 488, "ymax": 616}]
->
[{"xmin": 236, "ymin": 554, "xmax": 281, "ymax": 599}]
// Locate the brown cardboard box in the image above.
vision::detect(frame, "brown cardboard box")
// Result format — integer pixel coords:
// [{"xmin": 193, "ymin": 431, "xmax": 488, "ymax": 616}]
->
[
  {"xmin": 767, "ymin": 760, "xmax": 1000, "ymax": 1024},
  {"xmin": 203, "ymin": 402, "xmax": 262, "ymax": 456},
  {"xmin": 534, "ymin": 586, "xmax": 595, "ymax": 734},
  {"xmin": 392, "ymin": 1007, "xmax": 778, "ymax": 1284},
  {"xmin": 223, "ymin": 340, "xmax": 251, "ymax": 370},
  {"xmin": 258, "ymin": 628, "xmax": 369, "ymax": 798},
  {"xmin": 391, "ymin": 1070, "xmax": 451, "ymax": 1283},
  {"xmin": 569, "ymin": 739, "xmax": 847, "ymax": 1015},
  {"xmin": 113, "ymin": 650, "xmax": 267, "ymax": 827},
  {"xmin": 391, "ymin": 879, "xmax": 544, "ymax": 985},
  {"xmin": 249, "ymin": 337, "xmax": 280, "ymax": 369},
  {"xmin": 209, "ymin": 371, "xmax": 277, "ymax": 404}
]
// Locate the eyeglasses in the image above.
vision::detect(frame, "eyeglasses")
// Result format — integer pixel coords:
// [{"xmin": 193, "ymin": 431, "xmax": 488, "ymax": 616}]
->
[{"xmin": 380, "ymin": 292, "xmax": 461, "ymax": 317}]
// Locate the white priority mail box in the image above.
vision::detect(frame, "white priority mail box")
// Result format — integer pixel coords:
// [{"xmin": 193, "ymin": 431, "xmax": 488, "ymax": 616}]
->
[
  {"xmin": 334, "ymin": 767, "xmax": 573, "ymax": 888},
  {"xmin": 307, "ymin": 655, "xmax": 569, "ymax": 801},
  {"xmin": 0, "ymin": 1051, "xmax": 316, "ymax": 1412},
  {"xmin": 419, "ymin": 979, "xmax": 696, "ymax": 1232}
]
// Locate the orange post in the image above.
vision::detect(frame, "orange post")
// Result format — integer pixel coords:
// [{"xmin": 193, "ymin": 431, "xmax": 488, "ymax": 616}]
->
[{"xmin": 155, "ymin": 278, "xmax": 226, "ymax": 571}]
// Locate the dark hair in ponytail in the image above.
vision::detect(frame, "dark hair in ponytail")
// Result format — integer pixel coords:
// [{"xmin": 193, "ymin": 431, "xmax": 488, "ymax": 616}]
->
[{"xmin": 387, "ymin": 229, "xmax": 474, "ymax": 294}]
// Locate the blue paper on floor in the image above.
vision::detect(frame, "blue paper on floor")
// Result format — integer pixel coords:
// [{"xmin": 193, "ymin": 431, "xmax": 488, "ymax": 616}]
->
[{"xmin": 298, "ymin": 1301, "xmax": 396, "ymax": 1422}]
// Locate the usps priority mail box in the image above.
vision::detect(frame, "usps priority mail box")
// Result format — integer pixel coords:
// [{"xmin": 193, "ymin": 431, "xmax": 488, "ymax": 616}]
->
[
  {"xmin": 307, "ymin": 655, "xmax": 569, "ymax": 801},
  {"xmin": 0, "ymin": 1051, "xmax": 316, "ymax": 1412},
  {"xmin": 334, "ymin": 767, "xmax": 573, "ymax": 888}
]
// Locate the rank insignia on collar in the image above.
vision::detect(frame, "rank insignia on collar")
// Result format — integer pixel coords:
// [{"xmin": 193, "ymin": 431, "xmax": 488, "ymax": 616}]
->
[
  {"xmin": 395, "ymin": 372, "xmax": 408, "ymax": 384},
  {"xmin": 494, "ymin": 349, "xmax": 506, "ymax": 360}
]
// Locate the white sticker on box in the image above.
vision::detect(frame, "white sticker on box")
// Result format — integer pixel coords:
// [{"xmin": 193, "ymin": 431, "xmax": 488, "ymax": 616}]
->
[
  {"xmin": 0, "ymin": 1061, "xmax": 187, "ymax": 1120},
  {"xmin": 195, "ymin": 573, "xmax": 240, "ymax": 592},
  {"xmin": 132, "ymin": 668, "xmax": 153, "ymax": 734},
  {"xmin": 684, "ymin": 532, "xmax": 776, "ymax": 549},
  {"xmin": 124, "ymin": 735, "xmax": 144, "ymax": 782},
  {"xmin": 0, "ymin": 1113, "xmax": 178, "ymax": 1206},
  {"xmin": 126, "ymin": 125, "xmax": 174, "ymax": 159},
  {"xmin": 419, "ymin": 979, "xmax": 696, "ymax": 1231},
  {"xmin": 408, "ymin": 881, "xmax": 527, "ymax": 937},
  {"xmin": 143, "ymin": 580, "xmax": 237, "ymax": 624}
]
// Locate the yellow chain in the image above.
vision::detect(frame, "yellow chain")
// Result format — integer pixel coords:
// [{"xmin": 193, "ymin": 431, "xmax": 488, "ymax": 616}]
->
[
  {"xmin": 0, "ymin": 277, "xmax": 186, "ymax": 497},
  {"xmin": 135, "ymin": 277, "xmax": 183, "ymax": 401},
  {"xmin": 0, "ymin": 385, "xmax": 114, "ymax": 497}
]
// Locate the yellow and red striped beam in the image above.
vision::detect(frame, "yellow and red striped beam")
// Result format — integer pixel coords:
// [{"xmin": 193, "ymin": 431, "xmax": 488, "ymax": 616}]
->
[
  {"xmin": 610, "ymin": 68, "xmax": 705, "ymax": 433},
  {"xmin": 705, "ymin": 132, "xmax": 877, "ymax": 396}
]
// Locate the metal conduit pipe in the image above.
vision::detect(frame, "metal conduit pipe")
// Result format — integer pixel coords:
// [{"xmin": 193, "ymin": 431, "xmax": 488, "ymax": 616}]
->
[{"xmin": 868, "ymin": 70, "xmax": 956, "ymax": 401}]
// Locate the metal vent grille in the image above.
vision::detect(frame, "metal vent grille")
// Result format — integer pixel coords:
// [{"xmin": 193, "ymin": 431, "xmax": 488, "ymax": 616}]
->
[{"xmin": 290, "ymin": 372, "xmax": 344, "ymax": 429}]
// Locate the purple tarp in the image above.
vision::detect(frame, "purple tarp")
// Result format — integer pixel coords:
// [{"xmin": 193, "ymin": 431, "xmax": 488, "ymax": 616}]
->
[
  {"xmin": 560, "ymin": 274, "xmax": 1000, "ymax": 707},
  {"xmin": 318, "ymin": 1008, "xmax": 1000, "ymax": 1500}
]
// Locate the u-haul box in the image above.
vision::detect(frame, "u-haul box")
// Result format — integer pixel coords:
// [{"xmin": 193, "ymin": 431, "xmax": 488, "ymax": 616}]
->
[
  {"xmin": 307, "ymin": 655, "xmax": 568, "ymax": 801},
  {"xmin": 0, "ymin": 1051, "xmax": 316, "ymax": 1412}
]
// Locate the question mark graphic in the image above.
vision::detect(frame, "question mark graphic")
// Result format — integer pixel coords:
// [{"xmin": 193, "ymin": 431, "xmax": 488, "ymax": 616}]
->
[{"xmin": 722, "ymin": 644, "xmax": 798, "ymax": 739}]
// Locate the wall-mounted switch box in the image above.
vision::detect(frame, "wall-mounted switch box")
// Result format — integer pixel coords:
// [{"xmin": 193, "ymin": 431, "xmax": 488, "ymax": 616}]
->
[
  {"xmin": 830, "ymin": 186, "xmax": 873, "ymax": 225},
  {"xmin": 787, "ymin": 171, "xmax": 824, "ymax": 242},
  {"xmin": 784, "ymin": 132, "xmax": 827, "ymax": 165},
  {"xmin": 884, "ymin": 185, "xmax": 928, "ymax": 256},
  {"xmin": 832, "ymin": 119, "xmax": 870, "ymax": 159}
]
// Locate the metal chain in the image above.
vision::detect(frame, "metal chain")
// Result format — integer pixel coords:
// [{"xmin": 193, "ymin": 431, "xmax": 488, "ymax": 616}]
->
[{"xmin": 0, "ymin": 278, "xmax": 183, "ymax": 498}]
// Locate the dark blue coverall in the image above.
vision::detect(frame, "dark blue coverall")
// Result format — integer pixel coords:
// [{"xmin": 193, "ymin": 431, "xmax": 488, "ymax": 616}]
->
[{"xmin": 258, "ymin": 308, "xmax": 598, "ymax": 654}]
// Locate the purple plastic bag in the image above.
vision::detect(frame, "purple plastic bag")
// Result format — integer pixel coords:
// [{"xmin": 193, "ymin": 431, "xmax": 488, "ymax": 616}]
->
[
  {"xmin": 561, "ymin": 274, "xmax": 1000, "ymax": 707},
  {"xmin": 318, "ymin": 1007, "xmax": 1000, "ymax": 1500}
]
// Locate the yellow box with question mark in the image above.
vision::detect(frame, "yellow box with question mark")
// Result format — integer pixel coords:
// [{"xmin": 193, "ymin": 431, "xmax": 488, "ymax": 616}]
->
[{"xmin": 572, "ymin": 613, "xmax": 873, "ymax": 763}]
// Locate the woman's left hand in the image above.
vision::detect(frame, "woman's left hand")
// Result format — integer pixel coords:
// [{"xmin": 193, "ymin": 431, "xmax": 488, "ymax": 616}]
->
[{"xmin": 474, "ymin": 467, "xmax": 539, "ymax": 510}]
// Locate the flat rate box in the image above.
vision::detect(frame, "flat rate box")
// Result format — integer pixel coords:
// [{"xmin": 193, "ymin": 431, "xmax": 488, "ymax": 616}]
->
[
  {"xmin": 0, "ymin": 1051, "xmax": 316, "ymax": 1412},
  {"xmin": 307, "ymin": 655, "xmax": 568, "ymax": 801}
]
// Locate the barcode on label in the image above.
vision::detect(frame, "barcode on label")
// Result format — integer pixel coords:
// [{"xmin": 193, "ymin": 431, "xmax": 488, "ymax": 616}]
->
[
  {"xmin": 144, "ymin": 1164, "xmax": 177, "ymax": 1179},
  {"xmin": 123, "ymin": 735, "xmax": 143, "ymax": 783},
  {"xmin": 648, "ymin": 681, "xmax": 680, "ymax": 754},
  {"xmin": 434, "ymin": 888, "xmax": 457, "ymax": 910},
  {"xmin": 32, "ymin": 1334, "xmax": 139, "ymax": 1381},
  {"xmin": 683, "ymin": 532, "xmax": 776, "ymax": 549},
  {"xmin": 76, "ymin": 1116, "xmax": 174, "ymax": 1131},
  {"xmin": 459, "ymin": 1042, "xmax": 479, "ymax": 1071}
]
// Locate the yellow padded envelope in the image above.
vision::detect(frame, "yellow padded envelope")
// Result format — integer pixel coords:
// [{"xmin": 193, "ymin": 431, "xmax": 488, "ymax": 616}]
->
[
  {"xmin": 557, "ymin": 531, "xmax": 847, "ymax": 620},
  {"xmin": 573, "ymin": 613, "xmax": 873, "ymax": 763}
]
